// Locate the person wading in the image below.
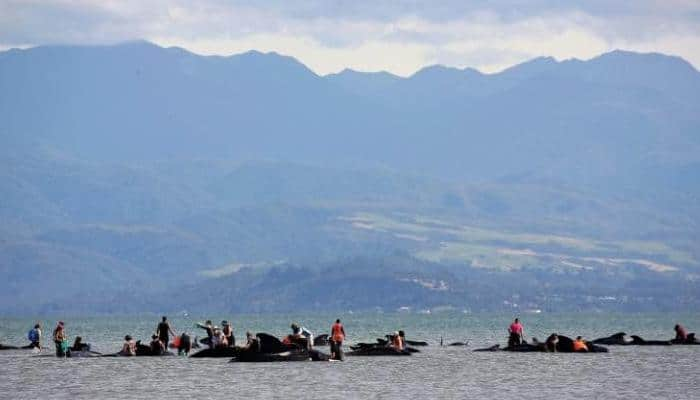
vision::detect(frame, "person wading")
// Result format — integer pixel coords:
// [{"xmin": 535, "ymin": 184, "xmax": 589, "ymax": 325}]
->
[
  {"xmin": 156, "ymin": 316, "xmax": 175, "ymax": 349},
  {"xmin": 52, "ymin": 321, "xmax": 68, "ymax": 357},
  {"xmin": 330, "ymin": 319, "xmax": 346, "ymax": 360},
  {"xmin": 508, "ymin": 318, "xmax": 524, "ymax": 347}
]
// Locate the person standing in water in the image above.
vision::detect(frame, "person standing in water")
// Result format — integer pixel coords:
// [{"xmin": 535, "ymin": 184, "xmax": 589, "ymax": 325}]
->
[
  {"xmin": 330, "ymin": 319, "xmax": 345, "ymax": 360},
  {"xmin": 222, "ymin": 321, "xmax": 235, "ymax": 347},
  {"xmin": 52, "ymin": 321, "xmax": 68, "ymax": 357},
  {"xmin": 156, "ymin": 316, "xmax": 175, "ymax": 349},
  {"xmin": 177, "ymin": 332, "xmax": 192, "ymax": 356},
  {"xmin": 508, "ymin": 318, "xmax": 524, "ymax": 347},
  {"xmin": 27, "ymin": 323, "xmax": 42, "ymax": 349}
]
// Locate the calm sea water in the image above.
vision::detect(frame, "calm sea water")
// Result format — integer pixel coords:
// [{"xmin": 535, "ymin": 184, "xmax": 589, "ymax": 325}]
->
[{"xmin": 1, "ymin": 312, "xmax": 698, "ymax": 399}]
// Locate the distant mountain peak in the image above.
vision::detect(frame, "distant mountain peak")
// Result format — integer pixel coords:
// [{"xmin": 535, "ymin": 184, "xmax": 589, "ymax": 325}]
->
[{"xmin": 410, "ymin": 64, "xmax": 483, "ymax": 81}]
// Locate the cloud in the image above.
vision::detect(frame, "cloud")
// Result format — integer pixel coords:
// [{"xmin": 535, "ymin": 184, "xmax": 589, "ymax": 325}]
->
[{"xmin": 1, "ymin": 0, "xmax": 699, "ymax": 75}]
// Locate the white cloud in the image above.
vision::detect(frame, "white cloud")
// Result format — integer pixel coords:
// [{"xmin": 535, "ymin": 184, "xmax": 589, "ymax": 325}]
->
[{"xmin": 1, "ymin": 1, "xmax": 699, "ymax": 75}]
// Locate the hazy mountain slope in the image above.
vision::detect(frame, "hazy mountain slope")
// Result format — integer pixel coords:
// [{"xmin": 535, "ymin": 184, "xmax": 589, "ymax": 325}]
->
[{"xmin": 1, "ymin": 42, "xmax": 699, "ymax": 313}]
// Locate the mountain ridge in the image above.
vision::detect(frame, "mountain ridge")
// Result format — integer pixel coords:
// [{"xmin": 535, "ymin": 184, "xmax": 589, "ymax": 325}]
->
[{"xmin": 1, "ymin": 41, "xmax": 699, "ymax": 313}]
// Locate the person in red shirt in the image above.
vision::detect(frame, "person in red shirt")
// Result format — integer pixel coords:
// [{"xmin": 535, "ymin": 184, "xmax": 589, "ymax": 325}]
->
[
  {"xmin": 330, "ymin": 319, "xmax": 346, "ymax": 360},
  {"xmin": 674, "ymin": 324, "xmax": 688, "ymax": 341},
  {"xmin": 508, "ymin": 318, "xmax": 524, "ymax": 347}
]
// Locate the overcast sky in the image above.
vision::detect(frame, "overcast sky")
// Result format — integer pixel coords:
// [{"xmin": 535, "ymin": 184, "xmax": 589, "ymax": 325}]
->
[{"xmin": 1, "ymin": 0, "xmax": 699, "ymax": 76}]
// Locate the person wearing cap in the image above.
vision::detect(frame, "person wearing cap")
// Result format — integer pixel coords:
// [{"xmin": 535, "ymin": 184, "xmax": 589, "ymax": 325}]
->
[
  {"xmin": 290, "ymin": 323, "xmax": 314, "ymax": 350},
  {"xmin": 222, "ymin": 320, "xmax": 235, "ymax": 347},
  {"xmin": 120, "ymin": 335, "xmax": 136, "ymax": 356}
]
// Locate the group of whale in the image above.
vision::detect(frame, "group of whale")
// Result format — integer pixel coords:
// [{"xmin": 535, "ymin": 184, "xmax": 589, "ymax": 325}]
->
[{"xmin": 2, "ymin": 327, "xmax": 698, "ymax": 361}]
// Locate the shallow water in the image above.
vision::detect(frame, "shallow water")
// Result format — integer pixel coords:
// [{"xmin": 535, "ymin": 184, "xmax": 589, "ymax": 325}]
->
[{"xmin": 1, "ymin": 312, "xmax": 698, "ymax": 399}]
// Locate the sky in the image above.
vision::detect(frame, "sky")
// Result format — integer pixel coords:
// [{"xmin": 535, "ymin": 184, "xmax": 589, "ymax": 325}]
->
[{"xmin": 1, "ymin": 0, "xmax": 699, "ymax": 76}]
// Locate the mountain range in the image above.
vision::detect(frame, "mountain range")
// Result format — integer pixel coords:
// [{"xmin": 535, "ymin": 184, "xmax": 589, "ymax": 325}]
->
[{"xmin": 1, "ymin": 41, "xmax": 698, "ymax": 314}]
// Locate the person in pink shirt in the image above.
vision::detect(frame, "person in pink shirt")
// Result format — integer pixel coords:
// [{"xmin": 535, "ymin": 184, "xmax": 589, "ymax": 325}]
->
[{"xmin": 508, "ymin": 318, "xmax": 524, "ymax": 347}]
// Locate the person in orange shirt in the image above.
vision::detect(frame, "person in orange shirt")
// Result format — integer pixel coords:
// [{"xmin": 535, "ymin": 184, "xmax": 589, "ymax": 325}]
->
[
  {"xmin": 330, "ymin": 319, "xmax": 346, "ymax": 360},
  {"xmin": 573, "ymin": 336, "xmax": 589, "ymax": 352}
]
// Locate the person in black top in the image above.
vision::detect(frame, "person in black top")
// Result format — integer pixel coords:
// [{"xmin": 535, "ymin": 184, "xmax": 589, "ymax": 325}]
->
[
  {"xmin": 71, "ymin": 336, "xmax": 90, "ymax": 352},
  {"xmin": 156, "ymin": 316, "xmax": 175, "ymax": 349},
  {"xmin": 178, "ymin": 332, "xmax": 192, "ymax": 356}
]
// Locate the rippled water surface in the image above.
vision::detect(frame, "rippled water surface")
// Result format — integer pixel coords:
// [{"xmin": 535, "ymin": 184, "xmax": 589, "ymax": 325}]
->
[{"xmin": 1, "ymin": 313, "xmax": 698, "ymax": 399}]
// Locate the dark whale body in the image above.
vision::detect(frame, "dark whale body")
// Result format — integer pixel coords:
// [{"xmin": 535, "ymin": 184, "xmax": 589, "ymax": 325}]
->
[
  {"xmin": 190, "ymin": 347, "xmax": 239, "ymax": 358},
  {"xmin": 378, "ymin": 336, "xmax": 428, "ymax": 347},
  {"xmin": 228, "ymin": 333, "xmax": 331, "ymax": 362},
  {"xmin": 346, "ymin": 342, "xmax": 412, "ymax": 356},
  {"xmin": 629, "ymin": 335, "xmax": 671, "ymax": 346},
  {"xmin": 314, "ymin": 334, "xmax": 329, "ymax": 346},
  {"xmin": 473, "ymin": 335, "xmax": 608, "ymax": 353},
  {"xmin": 592, "ymin": 332, "xmax": 629, "ymax": 345}
]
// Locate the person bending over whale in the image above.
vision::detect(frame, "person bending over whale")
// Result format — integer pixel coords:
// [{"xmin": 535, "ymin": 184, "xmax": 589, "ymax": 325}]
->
[
  {"xmin": 573, "ymin": 336, "xmax": 589, "ymax": 352},
  {"xmin": 288, "ymin": 323, "xmax": 313, "ymax": 350},
  {"xmin": 26, "ymin": 323, "xmax": 42, "ymax": 349},
  {"xmin": 674, "ymin": 324, "xmax": 688, "ymax": 341},
  {"xmin": 545, "ymin": 334, "xmax": 559, "ymax": 352},
  {"xmin": 120, "ymin": 335, "xmax": 136, "ymax": 356},
  {"xmin": 150, "ymin": 335, "xmax": 165, "ymax": 355},
  {"xmin": 389, "ymin": 331, "xmax": 403, "ymax": 350},
  {"xmin": 71, "ymin": 336, "xmax": 90, "ymax": 352}
]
